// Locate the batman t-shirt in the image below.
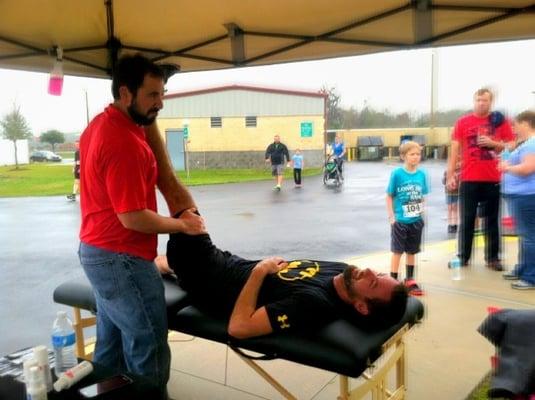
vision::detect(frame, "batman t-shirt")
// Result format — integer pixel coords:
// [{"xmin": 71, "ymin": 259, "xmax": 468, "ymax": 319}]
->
[{"xmin": 167, "ymin": 232, "xmax": 354, "ymax": 333}]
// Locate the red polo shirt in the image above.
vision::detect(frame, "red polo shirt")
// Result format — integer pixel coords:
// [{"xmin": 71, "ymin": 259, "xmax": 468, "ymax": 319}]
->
[
  {"xmin": 79, "ymin": 105, "xmax": 158, "ymax": 260},
  {"xmin": 452, "ymin": 113, "xmax": 514, "ymax": 182}
]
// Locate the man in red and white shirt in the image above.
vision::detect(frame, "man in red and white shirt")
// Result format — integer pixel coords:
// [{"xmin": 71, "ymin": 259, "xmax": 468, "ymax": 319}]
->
[
  {"xmin": 79, "ymin": 54, "xmax": 205, "ymax": 396},
  {"xmin": 446, "ymin": 88, "xmax": 514, "ymax": 270}
]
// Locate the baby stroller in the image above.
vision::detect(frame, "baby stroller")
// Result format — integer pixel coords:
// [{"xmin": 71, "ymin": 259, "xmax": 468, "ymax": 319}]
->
[{"xmin": 323, "ymin": 155, "xmax": 343, "ymax": 186}]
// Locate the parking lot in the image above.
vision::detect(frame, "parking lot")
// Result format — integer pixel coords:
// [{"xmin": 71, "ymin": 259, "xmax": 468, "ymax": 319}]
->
[{"xmin": 0, "ymin": 160, "xmax": 450, "ymax": 356}]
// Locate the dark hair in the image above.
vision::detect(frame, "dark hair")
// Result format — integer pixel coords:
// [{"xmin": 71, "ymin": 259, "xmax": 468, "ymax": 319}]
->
[
  {"xmin": 366, "ymin": 283, "xmax": 408, "ymax": 327},
  {"xmin": 111, "ymin": 54, "xmax": 164, "ymax": 100},
  {"xmin": 515, "ymin": 110, "xmax": 535, "ymax": 129}
]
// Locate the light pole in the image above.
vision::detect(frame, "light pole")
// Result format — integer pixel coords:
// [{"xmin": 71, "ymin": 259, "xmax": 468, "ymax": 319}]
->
[
  {"xmin": 430, "ymin": 48, "xmax": 439, "ymax": 159},
  {"xmin": 84, "ymin": 89, "xmax": 90, "ymax": 125},
  {"xmin": 183, "ymin": 119, "xmax": 190, "ymax": 179}
]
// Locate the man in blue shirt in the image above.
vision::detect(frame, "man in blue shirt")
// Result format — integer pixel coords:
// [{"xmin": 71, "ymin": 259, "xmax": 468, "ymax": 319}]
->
[{"xmin": 332, "ymin": 134, "xmax": 346, "ymax": 176}]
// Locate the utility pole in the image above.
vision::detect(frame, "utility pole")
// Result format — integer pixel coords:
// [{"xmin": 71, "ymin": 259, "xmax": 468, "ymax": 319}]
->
[
  {"xmin": 430, "ymin": 48, "xmax": 439, "ymax": 133},
  {"xmin": 83, "ymin": 89, "xmax": 90, "ymax": 125}
]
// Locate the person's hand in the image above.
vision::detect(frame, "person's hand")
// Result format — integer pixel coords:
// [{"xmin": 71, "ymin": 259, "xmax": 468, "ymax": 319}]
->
[
  {"xmin": 446, "ymin": 176, "xmax": 458, "ymax": 191},
  {"xmin": 265, "ymin": 158, "xmax": 270, "ymax": 163},
  {"xmin": 255, "ymin": 257, "xmax": 288, "ymax": 275},
  {"xmin": 154, "ymin": 255, "xmax": 174, "ymax": 275},
  {"xmin": 498, "ymin": 160, "xmax": 510, "ymax": 172},
  {"xmin": 179, "ymin": 208, "xmax": 207, "ymax": 235},
  {"xmin": 388, "ymin": 215, "xmax": 395, "ymax": 225},
  {"xmin": 286, "ymin": 162, "xmax": 291, "ymax": 168},
  {"xmin": 477, "ymin": 135, "xmax": 494, "ymax": 148}
]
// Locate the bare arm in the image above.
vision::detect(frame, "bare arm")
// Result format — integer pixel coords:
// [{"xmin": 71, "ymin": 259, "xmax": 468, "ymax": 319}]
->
[
  {"xmin": 500, "ymin": 154, "xmax": 535, "ymax": 176},
  {"xmin": 144, "ymin": 122, "xmax": 196, "ymax": 215},
  {"xmin": 446, "ymin": 140, "xmax": 460, "ymax": 190},
  {"xmin": 117, "ymin": 207, "xmax": 206, "ymax": 235},
  {"xmin": 228, "ymin": 257, "xmax": 288, "ymax": 339},
  {"xmin": 386, "ymin": 194, "xmax": 395, "ymax": 224},
  {"xmin": 477, "ymin": 136, "xmax": 511, "ymax": 152}
]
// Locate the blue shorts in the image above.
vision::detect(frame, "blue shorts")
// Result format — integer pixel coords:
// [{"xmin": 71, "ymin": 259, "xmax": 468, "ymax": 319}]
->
[
  {"xmin": 446, "ymin": 193, "xmax": 459, "ymax": 205},
  {"xmin": 391, "ymin": 220, "xmax": 424, "ymax": 254}
]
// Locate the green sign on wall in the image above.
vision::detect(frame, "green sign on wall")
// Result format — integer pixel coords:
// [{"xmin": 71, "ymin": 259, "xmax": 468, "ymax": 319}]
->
[{"xmin": 300, "ymin": 122, "xmax": 313, "ymax": 137}]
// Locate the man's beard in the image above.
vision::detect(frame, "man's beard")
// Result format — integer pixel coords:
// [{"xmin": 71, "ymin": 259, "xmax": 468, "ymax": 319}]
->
[
  {"xmin": 127, "ymin": 99, "xmax": 159, "ymax": 126},
  {"xmin": 343, "ymin": 265, "xmax": 357, "ymax": 298}
]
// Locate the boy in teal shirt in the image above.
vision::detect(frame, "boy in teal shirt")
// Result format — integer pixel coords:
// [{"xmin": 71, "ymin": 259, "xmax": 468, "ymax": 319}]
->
[
  {"xmin": 386, "ymin": 141, "xmax": 429, "ymax": 295},
  {"xmin": 292, "ymin": 149, "xmax": 304, "ymax": 187}
]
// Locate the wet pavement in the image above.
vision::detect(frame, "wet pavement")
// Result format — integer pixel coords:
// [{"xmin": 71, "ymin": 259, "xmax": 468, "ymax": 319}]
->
[{"xmin": 0, "ymin": 160, "xmax": 451, "ymax": 355}]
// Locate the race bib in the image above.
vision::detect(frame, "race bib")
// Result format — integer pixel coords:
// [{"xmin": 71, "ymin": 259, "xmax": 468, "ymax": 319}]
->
[{"xmin": 402, "ymin": 201, "xmax": 423, "ymax": 218}]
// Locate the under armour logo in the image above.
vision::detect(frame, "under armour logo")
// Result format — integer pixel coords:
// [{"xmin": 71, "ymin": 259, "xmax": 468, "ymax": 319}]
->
[{"xmin": 277, "ymin": 314, "xmax": 290, "ymax": 329}]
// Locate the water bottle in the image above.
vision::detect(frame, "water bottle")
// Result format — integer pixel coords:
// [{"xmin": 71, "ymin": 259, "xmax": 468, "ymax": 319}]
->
[
  {"xmin": 450, "ymin": 256, "xmax": 462, "ymax": 281},
  {"xmin": 501, "ymin": 147, "xmax": 511, "ymax": 161},
  {"xmin": 51, "ymin": 311, "xmax": 77, "ymax": 376}
]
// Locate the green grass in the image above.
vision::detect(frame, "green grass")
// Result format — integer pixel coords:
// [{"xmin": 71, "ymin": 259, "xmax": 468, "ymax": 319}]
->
[
  {"xmin": 467, "ymin": 374, "xmax": 490, "ymax": 400},
  {"xmin": 56, "ymin": 151, "xmax": 74, "ymax": 158},
  {"xmin": 0, "ymin": 164, "xmax": 321, "ymax": 197},
  {"xmin": 0, "ymin": 164, "xmax": 73, "ymax": 197}
]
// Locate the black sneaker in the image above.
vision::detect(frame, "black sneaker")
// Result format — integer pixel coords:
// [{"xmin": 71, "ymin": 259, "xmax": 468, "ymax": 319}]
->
[{"xmin": 486, "ymin": 260, "xmax": 504, "ymax": 271}]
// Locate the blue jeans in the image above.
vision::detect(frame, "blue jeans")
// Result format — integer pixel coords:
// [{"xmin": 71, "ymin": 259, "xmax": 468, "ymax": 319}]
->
[
  {"xmin": 509, "ymin": 194, "xmax": 535, "ymax": 284},
  {"xmin": 79, "ymin": 243, "xmax": 170, "ymax": 390}
]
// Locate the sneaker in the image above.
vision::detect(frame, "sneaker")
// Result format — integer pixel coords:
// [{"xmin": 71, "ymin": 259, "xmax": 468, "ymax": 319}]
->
[
  {"xmin": 502, "ymin": 271, "xmax": 519, "ymax": 280},
  {"xmin": 66, "ymin": 194, "xmax": 75, "ymax": 201},
  {"xmin": 452, "ymin": 225, "xmax": 458, "ymax": 233},
  {"xmin": 486, "ymin": 260, "xmax": 504, "ymax": 271},
  {"xmin": 511, "ymin": 280, "xmax": 535, "ymax": 290},
  {"xmin": 273, "ymin": 185, "xmax": 281, "ymax": 191},
  {"xmin": 404, "ymin": 279, "xmax": 424, "ymax": 296}
]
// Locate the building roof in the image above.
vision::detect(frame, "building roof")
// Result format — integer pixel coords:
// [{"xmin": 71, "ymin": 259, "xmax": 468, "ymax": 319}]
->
[{"xmin": 164, "ymin": 85, "xmax": 326, "ymax": 100}]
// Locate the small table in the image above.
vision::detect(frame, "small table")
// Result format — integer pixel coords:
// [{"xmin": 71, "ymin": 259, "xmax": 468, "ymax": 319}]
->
[{"xmin": 0, "ymin": 361, "xmax": 163, "ymax": 400}]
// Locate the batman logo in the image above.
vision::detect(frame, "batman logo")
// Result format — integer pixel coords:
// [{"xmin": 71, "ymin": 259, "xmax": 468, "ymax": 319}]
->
[{"xmin": 277, "ymin": 260, "xmax": 320, "ymax": 281}]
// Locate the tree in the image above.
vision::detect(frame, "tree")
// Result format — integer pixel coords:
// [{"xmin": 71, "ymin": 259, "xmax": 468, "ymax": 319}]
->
[
  {"xmin": 320, "ymin": 85, "xmax": 344, "ymax": 129},
  {"xmin": 0, "ymin": 104, "xmax": 32, "ymax": 169},
  {"xmin": 40, "ymin": 129, "xmax": 65, "ymax": 152}
]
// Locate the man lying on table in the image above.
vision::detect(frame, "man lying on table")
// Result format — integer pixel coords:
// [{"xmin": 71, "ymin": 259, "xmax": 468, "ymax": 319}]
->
[
  {"xmin": 155, "ymin": 218, "xmax": 408, "ymax": 339},
  {"xmin": 144, "ymin": 124, "xmax": 408, "ymax": 340}
]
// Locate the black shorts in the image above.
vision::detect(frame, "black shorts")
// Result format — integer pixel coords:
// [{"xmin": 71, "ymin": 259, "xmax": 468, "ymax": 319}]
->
[{"xmin": 390, "ymin": 220, "xmax": 424, "ymax": 254}]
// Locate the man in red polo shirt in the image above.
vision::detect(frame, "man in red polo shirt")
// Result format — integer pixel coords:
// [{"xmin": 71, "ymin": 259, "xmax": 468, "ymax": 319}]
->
[
  {"xmin": 78, "ymin": 54, "xmax": 205, "ymax": 396},
  {"xmin": 446, "ymin": 88, "xmax": 514, "ymax": 270}
]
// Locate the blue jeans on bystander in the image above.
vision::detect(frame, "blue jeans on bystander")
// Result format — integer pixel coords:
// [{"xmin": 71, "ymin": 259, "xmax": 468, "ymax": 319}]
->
[{"xmin": 509, "ymin": 194, "xmax": 535, "ymax": 285}]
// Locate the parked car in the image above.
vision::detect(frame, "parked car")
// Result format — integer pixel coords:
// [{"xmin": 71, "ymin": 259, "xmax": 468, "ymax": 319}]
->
[{"xmin": 29, "ymin": 150, "xmax": 62, "ymax": 162}]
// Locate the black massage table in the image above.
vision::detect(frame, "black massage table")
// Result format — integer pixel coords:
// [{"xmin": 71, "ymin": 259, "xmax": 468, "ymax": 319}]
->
[{"xmin": 54, "ymin": 275, "xmax": 424, "ymax": 400}]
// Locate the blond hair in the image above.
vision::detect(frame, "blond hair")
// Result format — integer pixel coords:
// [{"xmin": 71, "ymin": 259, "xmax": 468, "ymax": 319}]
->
[{"xmin": 399, "ymin": 141, "xmax": 421, "ymax": 157}]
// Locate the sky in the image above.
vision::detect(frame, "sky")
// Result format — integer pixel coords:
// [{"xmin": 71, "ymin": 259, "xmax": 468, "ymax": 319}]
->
[{"xmin": 1, "ymin": 38, "xmax": 535, "ymax": 135}]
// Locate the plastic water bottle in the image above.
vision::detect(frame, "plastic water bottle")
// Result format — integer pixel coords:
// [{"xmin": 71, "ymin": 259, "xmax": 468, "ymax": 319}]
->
[
  {"xmin": 51, "ymin": 311, "xmax": 77, "ymax": 376},
  {"xmin": 450, "ymin": 256, "xmax": 462, "ymax": 281},
  {"xmin": 501, "ymin": 147, "xmax": 511, "ymax": 161}
]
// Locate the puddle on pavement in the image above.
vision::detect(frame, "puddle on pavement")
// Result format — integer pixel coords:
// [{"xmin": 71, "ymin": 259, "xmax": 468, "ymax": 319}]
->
[{"xmin": 235, "ymin": 212, "xmax": 255, "ymax": 218}]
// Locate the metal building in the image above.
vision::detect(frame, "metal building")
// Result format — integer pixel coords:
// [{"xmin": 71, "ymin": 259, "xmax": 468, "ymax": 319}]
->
[{"xmin": 158, "ymin": 85, "xmax": 326, "ymax": 170}]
